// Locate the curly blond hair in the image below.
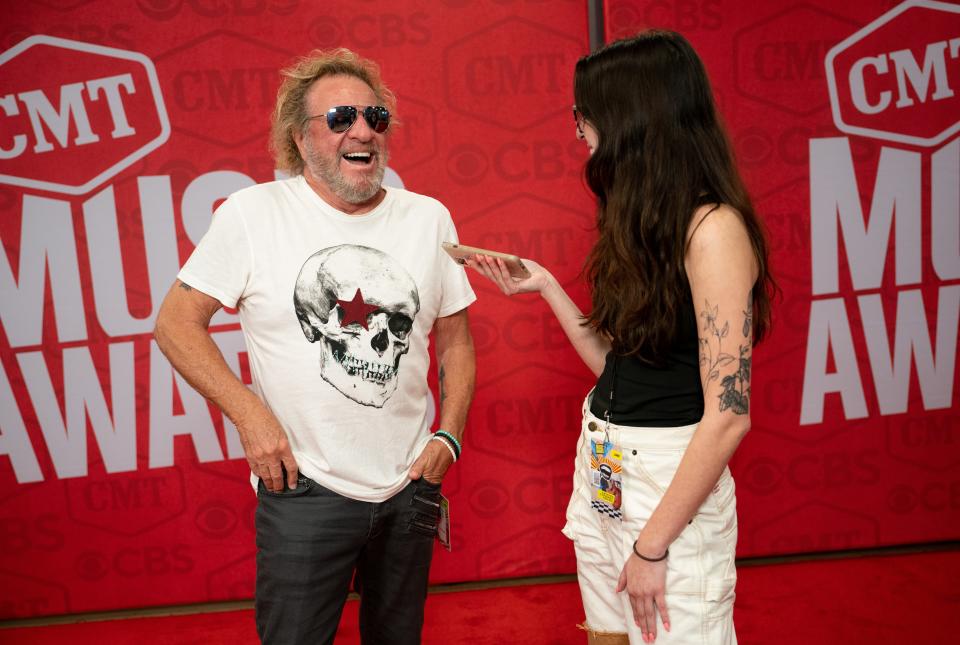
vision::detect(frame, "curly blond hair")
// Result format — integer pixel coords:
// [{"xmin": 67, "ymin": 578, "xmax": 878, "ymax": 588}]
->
[{"xmin": 270, "ymin": 48, "xmax": 397, "ymax": 175}]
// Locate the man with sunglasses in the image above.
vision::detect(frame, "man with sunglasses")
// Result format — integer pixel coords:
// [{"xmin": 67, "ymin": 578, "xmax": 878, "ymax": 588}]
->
[{"xmin": 155, "ymin": 48, "xmax": 476, "ymax": 644}]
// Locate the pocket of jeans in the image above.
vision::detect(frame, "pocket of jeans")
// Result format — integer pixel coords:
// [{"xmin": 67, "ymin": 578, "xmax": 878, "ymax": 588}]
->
[
  {"xmin": 407, "ymin": 513, "xmax": 439, "ymax": 537},
  {"xmin": 704, "ymin": 574, "xmax": 737, "ymax": 614},
  {"xmin": 624, "ymin": 448, "xmax": 684, "ymax": 492},
  {"xmin": 257, "ymin": 476, "xmax": 314, "ymax": 498},
  {"xmin": 418, "ymin": 478, "xmax": 442, "ymax": 492},
  {"xmin": 408, "ymin": 482, "xmax": 441, "ymax": 537},
  {"xmin": 709, "ymin": 468, "xmax": 736, "ymax": 515},
  {"xmin": 413, "ymin": 477, "xmax": 442, "ymax": 503},
  {"xmin": 619, "ymin": 448, "xmax": 684, "ymax": 525},
  {"xmin": 698, "ymin": 469, "xmax": 737, "ymax": 543}
]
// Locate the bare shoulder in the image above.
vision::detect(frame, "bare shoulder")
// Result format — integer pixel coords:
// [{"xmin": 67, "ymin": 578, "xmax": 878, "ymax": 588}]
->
[
  {"xmin": 684, "ymin": 203, "xmax": 757, "ymax": 283},
  {"xmin": 686, "ymin": 203, "xmax": 752, "ymax": 256},
  {"xmin": 687, "ymin": 203, "xmax": 746, "ymax": 243}
]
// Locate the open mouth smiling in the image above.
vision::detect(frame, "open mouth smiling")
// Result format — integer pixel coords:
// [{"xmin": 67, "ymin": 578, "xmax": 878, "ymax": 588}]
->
[{"xmin": 342, "ymin": 151, "xmax": 374, "ymax": 166}]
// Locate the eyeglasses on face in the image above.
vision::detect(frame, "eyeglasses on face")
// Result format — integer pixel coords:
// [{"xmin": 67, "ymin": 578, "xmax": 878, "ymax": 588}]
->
[
  {"xmin": 572, "ymin": 105, "xmax": 585, "ymax": 136},
  {"xmin": 304, "ymin": 105, "xmax": 391, "ymax": 134}
]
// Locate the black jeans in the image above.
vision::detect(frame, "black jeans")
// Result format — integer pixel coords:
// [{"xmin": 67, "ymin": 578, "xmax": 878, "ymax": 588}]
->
[{"xmin": 254, "ymin": 475, "xmax": 442, "ymax": 645}]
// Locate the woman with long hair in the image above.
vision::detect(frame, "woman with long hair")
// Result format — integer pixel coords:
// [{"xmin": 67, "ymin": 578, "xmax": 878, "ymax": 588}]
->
[{"xmin": 468, "ymin": 30, "xmax": 774, "ymax": 644}]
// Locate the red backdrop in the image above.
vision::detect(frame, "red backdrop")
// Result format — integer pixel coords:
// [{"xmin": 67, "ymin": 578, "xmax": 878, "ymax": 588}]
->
[{"xmin": 1, "ymin": 0, "xmax": 957, "ymax": 620}]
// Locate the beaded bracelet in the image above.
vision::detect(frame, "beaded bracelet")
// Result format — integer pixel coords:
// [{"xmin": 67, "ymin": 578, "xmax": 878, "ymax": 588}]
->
[
  {"xmin": 434, "ymin": 430, "xmax": 462, "ymax": 459},
  {"xmin": 431, "ymin": 435, "xmax": 457, "ymax": 462},
  {"xmin": 632, "ymin": 541, "xmax": 668, "ymax": 562}
]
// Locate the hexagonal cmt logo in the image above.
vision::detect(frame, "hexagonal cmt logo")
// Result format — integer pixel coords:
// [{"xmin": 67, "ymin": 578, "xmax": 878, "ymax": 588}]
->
[
  {"xmin": 154, "ymin": 30, "xmax": 291, "ymax": 148},
  {"xmin": 470, "ymin": 363, "xmax": 587, "ymax": 464},
  {"xmin": 65, "ymin": 468, "xmax": 187, "ymax": 537},
  {"xmin": 825, "ymin": 0, "xmax": 960, "ymax": 147},
  {"xmin": 747, "ymin": 501, "xmax": 879, "ymax": 554},
  {"xmin": 459, "ymin": 193, "xmax": 593, "ymax": 293},
  {"xmin": 0, "ymin": 569, "xmax": 69, "ymax": 619},
  {"xmin": 885, "ymin": 413, "xmax": 959, "ymax": 472},
  {"xmin": 389, "ymin": 93, "xmax": 437, "ymax": 172},
  {"xmin": 443, "ymin": 17, "xmax": 583, "ymax": 131},
  {"xmin": 205, "ymin": 551, "xmax": 255, "ymax": 601},
  {"xmin": 476, "ymin": 524, "xmax": 574, "ymax": 578},
  {"xmin": 733, "ymin": 5, "xmax": 860, "ymax": 117},
  {"xmin": 0, "ymin": 35, "xmax": 170, "ymax": 195}
]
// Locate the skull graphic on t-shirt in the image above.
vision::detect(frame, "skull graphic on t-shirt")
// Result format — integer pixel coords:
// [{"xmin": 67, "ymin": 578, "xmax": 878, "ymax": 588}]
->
[{"xmin": 294, "ymin": 245, "xmax": 420, "ymax": 408}]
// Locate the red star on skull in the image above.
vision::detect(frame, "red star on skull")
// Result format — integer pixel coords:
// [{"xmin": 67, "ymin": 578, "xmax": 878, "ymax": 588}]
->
[{"xmin": 336, "ymin": 288, "xmax": 380, "ymax": 330}]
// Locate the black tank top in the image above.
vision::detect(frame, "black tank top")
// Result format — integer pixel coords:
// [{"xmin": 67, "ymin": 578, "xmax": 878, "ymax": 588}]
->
[
  {"xmin": 589, "ymin": 194, "xmax": 718, "ymax": 427},
  {"xmin": 589, "ymin": 292, "xmax": 705, "ymax": 427}
]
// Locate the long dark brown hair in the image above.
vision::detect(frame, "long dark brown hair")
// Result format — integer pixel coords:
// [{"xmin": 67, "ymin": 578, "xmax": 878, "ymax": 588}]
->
[{"xmin": 576, "ymin": 30, "xmax": 774, "ymax": 361}]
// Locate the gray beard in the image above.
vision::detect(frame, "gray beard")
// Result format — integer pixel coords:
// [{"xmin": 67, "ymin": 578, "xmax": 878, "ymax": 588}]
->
[{"xmin": 304, "ymin": 141, "xmax": 387, "ymax": 205}]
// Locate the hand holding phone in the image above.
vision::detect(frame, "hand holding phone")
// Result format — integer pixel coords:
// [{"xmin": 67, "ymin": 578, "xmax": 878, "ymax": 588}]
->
[{"xmin": 442, "ymin": 242, "xmax": 532, "ymax": 279}]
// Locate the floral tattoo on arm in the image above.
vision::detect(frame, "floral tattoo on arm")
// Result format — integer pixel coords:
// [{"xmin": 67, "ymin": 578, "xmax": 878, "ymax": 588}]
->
[{"xmin": 699, "ymin": 298, "xmax": 752, "ymax": 415}]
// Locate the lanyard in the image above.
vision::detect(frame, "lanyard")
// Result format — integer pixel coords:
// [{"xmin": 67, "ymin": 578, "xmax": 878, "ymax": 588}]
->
[{"xmin": 604, "ymin": 354, "xmax": 618, "ymax": 443}]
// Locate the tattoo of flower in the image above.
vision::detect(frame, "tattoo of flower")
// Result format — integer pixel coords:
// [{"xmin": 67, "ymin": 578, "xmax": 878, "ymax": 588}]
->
[
  {"xmin": 743, "ymin": 299, "xmax": 753, "ymax": 338},
  {"xmin": 719, "ymin": 345, "xmax": 750, "ymax": 415},
  {"xmin": 699, "ymin": 301, "xmax": 734, "ymax": 384},
  {"xmin": 699, "ymin": 299, "xmax": 751, "ymax": 416}
]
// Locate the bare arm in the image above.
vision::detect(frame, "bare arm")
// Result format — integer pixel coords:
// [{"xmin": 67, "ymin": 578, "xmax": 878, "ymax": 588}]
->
[
  {"xmin": 634, "ymin": 205, "xmax": 755, "ymax": 555},
  {"xmin": 618, "ymin": 205, "xmax": 757, "ymax": 640},
  {"xmin": 434, "ymin": 307, "xmax": 476, "ymax": 442},
  {"xmin": 467, "ymin": 256, "xmax": 611, "ymax": 376},
  {"xmin": 408, "ymin": 307, "xmax": 476, "ymax": 483},
  {"xmin": 153, "ymin": 280, "xmax": 297, "ymax": 492}
]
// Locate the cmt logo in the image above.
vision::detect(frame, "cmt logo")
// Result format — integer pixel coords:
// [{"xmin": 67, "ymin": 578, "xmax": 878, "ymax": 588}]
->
[
  {"xmin": 732, "ymin": 5, "xmax": 859, "ymax": 116},
  {"xmin": 826, "ymin": 0, "xmax": 960, "ymax": 146},
  {"xmin": 442, "ymin": 17, "xmax": 583, "ymax": 131},
  {"xmin": 154, "ymin": 30, "xmax": 291, "ymax": 148},
  {"xmin": 0, "ymin": 35, "xmax": 169, "ymax": 195}
]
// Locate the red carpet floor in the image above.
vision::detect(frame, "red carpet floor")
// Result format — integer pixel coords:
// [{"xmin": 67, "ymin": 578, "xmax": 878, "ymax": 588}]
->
[{"xmin": 2, "ymin": 549, "xmax": 958, "ymax": 644}]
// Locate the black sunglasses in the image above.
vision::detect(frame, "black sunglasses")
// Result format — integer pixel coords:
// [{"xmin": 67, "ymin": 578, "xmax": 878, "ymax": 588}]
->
[{"xmin": 304, "ymin": 105, "xmax": 391, "ymax": 133}]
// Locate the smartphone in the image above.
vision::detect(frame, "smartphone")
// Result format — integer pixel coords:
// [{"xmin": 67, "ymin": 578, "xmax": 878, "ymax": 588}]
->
[{"xmin": 442, "ymin": 242, "xmax": 532, "ymax": 279}]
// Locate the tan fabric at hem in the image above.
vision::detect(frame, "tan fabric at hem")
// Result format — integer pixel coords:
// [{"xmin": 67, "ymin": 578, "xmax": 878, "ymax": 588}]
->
[{"xmin": 578, "ymin": 621, "xmax": 631, "ymax": 644}]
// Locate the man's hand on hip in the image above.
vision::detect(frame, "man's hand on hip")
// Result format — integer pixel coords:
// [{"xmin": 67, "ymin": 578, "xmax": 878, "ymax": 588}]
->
[
  {"xmin": 408, "ymin": 439, "xmax": 454, "ymax": 485},
  {"xmin": 236, "ymin": 404, "xmax": 298, "ymax": 492}
]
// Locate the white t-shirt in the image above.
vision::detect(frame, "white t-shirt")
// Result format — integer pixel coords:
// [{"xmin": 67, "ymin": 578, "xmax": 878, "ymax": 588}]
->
[{"xmin": 178, "ymin": 176, "xmax": 476, "ymax": 502}]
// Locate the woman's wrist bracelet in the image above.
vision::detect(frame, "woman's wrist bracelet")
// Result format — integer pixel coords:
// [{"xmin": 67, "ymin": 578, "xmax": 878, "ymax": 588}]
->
[
  {"xmin": 632, "ymin": 541, "xmax": 668, "ymax": 562},
  {"xmin": 434, "ymin": 430, "xmax": 462, "ymax": 459},
  {"xmin": 431, "ymin": 435, "xmax": 457, "ymax": 462}
]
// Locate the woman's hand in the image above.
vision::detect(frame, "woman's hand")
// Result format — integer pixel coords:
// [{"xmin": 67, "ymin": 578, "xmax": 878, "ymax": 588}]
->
[
  {"xmin": 617, "ymin": 553, "xmax": 671, "ymax": 643},
  {"xmin": 464, "ymin": 254, "xmax": 550, "ymax": 296}
]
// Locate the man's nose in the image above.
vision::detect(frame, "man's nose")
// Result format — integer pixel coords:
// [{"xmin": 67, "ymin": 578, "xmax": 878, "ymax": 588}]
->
[{"xmin": 346, "ymin": 114, "xmax": 375, "ymax": 141}]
